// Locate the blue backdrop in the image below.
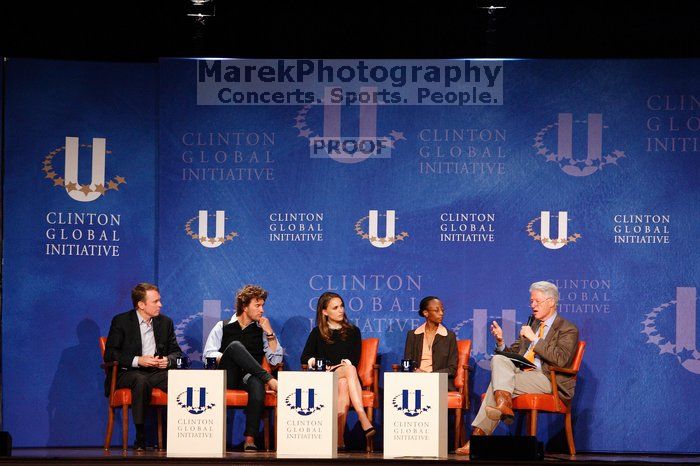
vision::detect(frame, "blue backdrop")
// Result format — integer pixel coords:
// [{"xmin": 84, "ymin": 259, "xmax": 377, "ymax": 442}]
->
[
  {"xmin": 3, "ymin": 58, "xmax": 699, "ymax": 452},
  {"xmin": 2, "ymin": 59, "xmax": 157, "ymax": 446}
]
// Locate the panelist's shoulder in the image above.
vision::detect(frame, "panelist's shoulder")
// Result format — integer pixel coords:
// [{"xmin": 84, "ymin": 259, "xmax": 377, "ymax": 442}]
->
[{"xmin": 555, "ymin": 315, "xmax": 579, "ymax": 333}]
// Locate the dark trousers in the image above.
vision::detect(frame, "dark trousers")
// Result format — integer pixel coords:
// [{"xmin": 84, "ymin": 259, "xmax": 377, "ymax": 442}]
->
[
  {"xmin": 116, "ymin": 369, "xmax": 168, "ymax": 425},
  {"xmin": 218, "ymin": 341, "xmax": 272, "ymax": 437}
]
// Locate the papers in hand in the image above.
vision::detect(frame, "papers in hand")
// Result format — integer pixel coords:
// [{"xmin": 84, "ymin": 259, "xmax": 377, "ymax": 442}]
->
[{"xmin": 495, "ymin": 350, "xmax": 537, "ymax": 369}]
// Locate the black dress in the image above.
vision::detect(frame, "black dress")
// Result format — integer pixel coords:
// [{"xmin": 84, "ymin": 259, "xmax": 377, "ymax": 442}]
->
[{"xmin": 300, "ymin": 325, "xmax": 362, "ymax": 366}]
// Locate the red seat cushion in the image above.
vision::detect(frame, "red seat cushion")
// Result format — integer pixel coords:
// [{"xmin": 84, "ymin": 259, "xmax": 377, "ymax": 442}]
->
[
  {"xmin": 512, "ymin": 394, "xmax": 568, "ymax": 413},
  {"xmin": 447, "ymin": 391, "xmax": 463, "ymax": 409},
  {"xmin": 110, "ymin": 389, "xmax": 132, "ymax": 407},
  {"xmin": 226, "ymin": 389, "xmax": 277, "ymax": 407},
  {"xmin": 361, "ymin": 390, "xmax": 374, "ymax": 407},
  {"xmin": 150, "ymin": 388, "xmax": 168, "ymax": 405},
  {"xmin": 110, "ymin": 388, "xmax": 167, "ymax": 407}
]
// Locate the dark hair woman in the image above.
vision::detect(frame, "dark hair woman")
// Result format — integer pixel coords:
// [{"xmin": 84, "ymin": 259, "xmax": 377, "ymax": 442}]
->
[
  {"xmin": 403, "ymin": 296, "xmax": 457, "ymax": 389},
  {"xmin": 300, "ymin": 292, "xmax": 375, "ymax": 448}
]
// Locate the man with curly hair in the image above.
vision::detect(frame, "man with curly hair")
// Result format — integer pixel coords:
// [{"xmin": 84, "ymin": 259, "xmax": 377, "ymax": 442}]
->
[{"xmin": 203, "ymin": 284, "xmax": 283, "ymax": 452}]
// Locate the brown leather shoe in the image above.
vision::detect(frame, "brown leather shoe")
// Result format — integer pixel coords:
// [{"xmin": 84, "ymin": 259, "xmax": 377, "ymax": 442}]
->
[
  {"xmin": 485, "ymin": 390, "xmax": 515, "ymax": 424},
  {"xmin": 454, "ymin": 427, "xmax": 486, "ymax": 455}
]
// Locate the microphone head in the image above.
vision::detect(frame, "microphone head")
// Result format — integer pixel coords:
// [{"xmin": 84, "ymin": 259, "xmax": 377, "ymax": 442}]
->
[{"xmin": 526, "ymin": 314, "xmax": 535, "ymax": 327}]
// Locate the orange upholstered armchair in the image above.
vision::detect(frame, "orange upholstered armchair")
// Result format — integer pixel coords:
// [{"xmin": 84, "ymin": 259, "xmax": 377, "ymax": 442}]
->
[
  {"xmin": 225, "ymin": 357, "xmax": 281, "ymax": 451},
  {"xmin": 511, "ymin": 340, "xmax": 586, "ymax": 455},
  {"xmin": 355, "ymin": 338, "xmax": 380, "ymax": 452},
  {"xmin": 99, "ymin": 336, "xmax": 167, "ymax": 451},
  {"xmin": 449, "ymin": 339, "xmax": 472, "ymax": 450}
]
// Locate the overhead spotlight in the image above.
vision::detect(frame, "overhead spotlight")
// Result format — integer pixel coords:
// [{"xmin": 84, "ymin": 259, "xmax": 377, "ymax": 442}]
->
[
  {"xmin": 186, "ymin": 0, "xmax": 216, "ymax": 18},
  {"xmin": 475, "ymin": 0, "xmax": 508, "ymax": 14}
]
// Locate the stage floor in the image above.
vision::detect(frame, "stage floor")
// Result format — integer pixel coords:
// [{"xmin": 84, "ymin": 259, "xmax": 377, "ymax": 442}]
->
[{"xmin": 0, "ymin": 449, "xmax": 698, "ymax": 465}]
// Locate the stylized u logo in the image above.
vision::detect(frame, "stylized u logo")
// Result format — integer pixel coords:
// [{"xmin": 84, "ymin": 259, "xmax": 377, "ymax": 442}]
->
[
  {"xmin": 469, "ymin": 308, "xmax": 517, "ymax": 369},
  {"xmin": 198, "ymin": 210, "xmax": 226, "ymax": 249},
  {"xmin": 675, "ymin": 287, "xmax": 698, "ymax": 367},
  {"xmin": 540, "ymin": 211, "xmax": 568, "ymax": 250},
  {"xmin": 318, "ymin": 86, "xmax": 387, "ymax": 164},
  {"xmin": 64, "ymin": 136, "xmax": 106, "ymax": 202},
  {"xmin": 402, "ymin": 390, "xmax": 421, "ymax": 410},
  {"xmin": 533, "ymin": 112, "xmax": 624, "ymax": 177},
  {"xmin": 295, "ymin": 388, "xmax": 315, "ymax": 415},
  {"xmin": 643, "ymin": 287, "xmax": 699, "ymax": 374},
  {"xmin": 368, "ymin": 210, "xmax": 396, "ymax": 249},
  {"xmin": 187, "ymin": 387, "xmax": 206, "ymax": 409},
  {"xmin": 557, "ymin": 113, "xmax": 602, "ymax": 177}
]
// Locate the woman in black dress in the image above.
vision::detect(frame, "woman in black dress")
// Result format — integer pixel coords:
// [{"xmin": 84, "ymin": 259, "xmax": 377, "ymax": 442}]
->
[{"xmin": 300, "ymin": 292, "xmax": 375, "ymax": 448}]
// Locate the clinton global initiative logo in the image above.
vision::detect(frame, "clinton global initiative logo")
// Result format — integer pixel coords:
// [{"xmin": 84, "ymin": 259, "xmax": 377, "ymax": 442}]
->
[
  {"xmin": 613, "ymin": 214, "xmax": 670, "ymax": 245},
  {"xmin": 43, "ymin": 137, "xmax": 126, "ymax": 202},
  {"xmin": 392, "ymin": 389, "xmax": 430, "ymax": 417},
  {"xmin": 453, "ymin": 309, "xmax": 524, "ymax": 370},
  {"xmin": 184, "ymin": 210, "xmax": 238, "ymax": 249},
  {"xmin": 525, "ymin": 211, "xmax": 581, "ymax": 250},
  {"xmin": 355, "ymin": 210, "xmax": 409, "ymax": 248},
  {"xmin": 177, "ymin": 387, "xmax": 216, "ymax": 414},
  {"xmin": 533, "ymin": 113, "xmax": 626, "ymax": 177},
  {"xmin": 285, "ymin": 388, "xmax": 324, "ymax": 416},
  {"xmin": 294, "ymin": 87, "xmax": 405, "ymax": 163},
  {"xmin": 642, "ymin": 287, "xmax": 700, "ymax": 375},
  {"xmin": 174, "ymin": 300, "xmax": 234, "ymax": 365}
]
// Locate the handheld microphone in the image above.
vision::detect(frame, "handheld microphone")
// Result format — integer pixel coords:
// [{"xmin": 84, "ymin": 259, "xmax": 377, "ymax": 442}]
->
[{"xmin": 525, "ymin": 314, "xmax": 535, "ymax": 328}]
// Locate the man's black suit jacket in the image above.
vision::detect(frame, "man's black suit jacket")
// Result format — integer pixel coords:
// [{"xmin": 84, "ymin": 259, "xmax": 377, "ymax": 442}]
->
[{"xmin": 103, "ymin": 309, "xmax": 182, "ymax": 396}]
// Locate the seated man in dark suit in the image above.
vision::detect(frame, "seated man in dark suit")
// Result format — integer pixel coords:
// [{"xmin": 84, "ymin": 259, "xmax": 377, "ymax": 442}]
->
[
  {"xmin": 456, "ymin": 281, "xmax": 579, "ymax": 455},
  {"xmin": 104, "ymin": 282, "xmax": 182, "ymax": 451}
]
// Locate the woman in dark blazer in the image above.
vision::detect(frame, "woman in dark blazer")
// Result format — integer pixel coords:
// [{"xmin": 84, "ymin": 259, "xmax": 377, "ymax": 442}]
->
[
  {"xmin": 301, "ymin": 292, "xmax": 375, "ymax": 449},
  {"xmin": 403, "ymin": 295, "xmax": 458, "ymax": 390}
]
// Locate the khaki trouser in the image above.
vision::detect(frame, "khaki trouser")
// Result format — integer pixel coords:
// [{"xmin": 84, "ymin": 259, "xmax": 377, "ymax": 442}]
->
[{"xmin": 472, "ymin": 354, "xmax": 552, "ymax": 434}]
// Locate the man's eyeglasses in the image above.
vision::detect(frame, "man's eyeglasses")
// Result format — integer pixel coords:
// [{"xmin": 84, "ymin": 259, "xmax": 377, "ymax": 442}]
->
[{"xmin": 529, "ymin": 297, "xmax": 553, "ymax": 307}]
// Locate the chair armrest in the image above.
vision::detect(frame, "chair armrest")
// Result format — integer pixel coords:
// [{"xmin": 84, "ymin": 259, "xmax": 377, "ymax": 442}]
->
[
  {"xmin": 371, "ymin": 363, "xmax": 380, "ymax": 407},
  {"xmin": 461, "ymin": 363, "xmax": 470, "ymax": 409},
  {"xmin": 104, "ymin": 361, "xmax": 120, "ymax": 399},
  {"xmin": 549, "ymin": 365, "xmax": 578, "ymax": 375},
  {"xmin": 391, "ymin": 364, "xmax": 399, "ymax": 372},
  {"xmin": 548, "ymin": 369, "xmax": 562, "ymax": 412},
  {"xmin": 548, "ymin": 364, "xmax": 577, "ymax": 412}
]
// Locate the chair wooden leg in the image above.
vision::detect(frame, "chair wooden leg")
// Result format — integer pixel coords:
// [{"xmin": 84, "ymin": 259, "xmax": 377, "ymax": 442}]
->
[
  {"xmin": 263, "ymin": 411, "xmax": 270, "ymax": 451},
  {"xmin": 527, "ymin": 410, "xmax": 538, "ymax": 436},
  {"xmin": 365, "ymin": 407, "xmax": 374, "ymax": 453},
  {"xmin": 104, "ymin": 406, "xmax": 115, "ymax": 450},
  {"xmin": 565, "ymin": 411, "xmax": 576, "ymax": 456},
  {"xmin": 157, "ymin": 407, "xmax": 164, "ymax": 451},
  {"xmin": 274, "ymin": 408, "xmax": 278, "ymax": 451},
  {"xmin": 121, "ymin": 406, "xmax": 129, "ymax": 451},
  {"xmin": 453, "ymin": 408, "xmax": 462, "ymax": 451}
]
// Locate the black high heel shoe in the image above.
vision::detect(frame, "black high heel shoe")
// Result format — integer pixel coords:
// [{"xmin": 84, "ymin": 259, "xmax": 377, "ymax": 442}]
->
[{"xmin": 363, "ymin": 425, "xmax": 376, "ymax": 438}]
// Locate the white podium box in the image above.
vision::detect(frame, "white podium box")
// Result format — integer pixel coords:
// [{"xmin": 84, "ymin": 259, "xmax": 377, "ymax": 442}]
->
[
  {"xmin": 167, "ymin": 370, "xmax": 226, "ymax": 457},
  {"xmin": 383, "ymin": 372, "xmax": 448, "ymax": 458},
  {"xmin": 276, "ymin": 371, "xmax": 338, "ymax": 458}
]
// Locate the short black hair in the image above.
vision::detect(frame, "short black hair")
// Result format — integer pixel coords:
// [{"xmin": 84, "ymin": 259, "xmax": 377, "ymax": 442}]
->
[{"xmin": 418, "ymin": 296, "xmax": 440, "ymax": 318}]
